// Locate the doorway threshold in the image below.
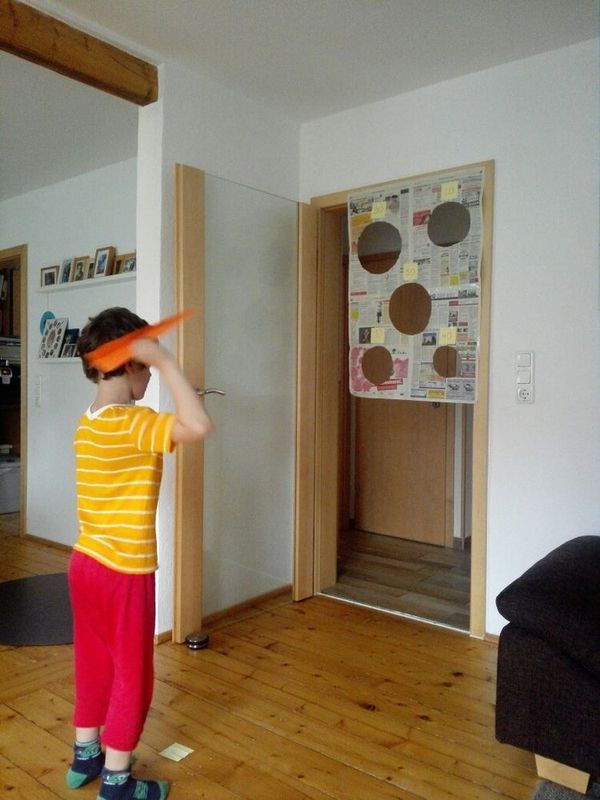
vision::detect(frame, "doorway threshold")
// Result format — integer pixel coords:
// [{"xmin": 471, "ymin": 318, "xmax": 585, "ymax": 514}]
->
[{"xmin": 317, "ymin": 590, "xmax": 469, "ymax": 636}]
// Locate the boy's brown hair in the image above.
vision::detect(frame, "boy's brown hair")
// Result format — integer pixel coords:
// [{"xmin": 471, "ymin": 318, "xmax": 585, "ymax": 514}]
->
[{"xmin": 77, "ymin": 307, "xmax": 148, "ymax": 383}]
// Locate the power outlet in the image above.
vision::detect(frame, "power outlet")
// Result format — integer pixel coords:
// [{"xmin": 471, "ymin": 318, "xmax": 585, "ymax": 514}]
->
[{"xmin": 516, "ymin": 385, "xmax": 534, "ymax": 404}]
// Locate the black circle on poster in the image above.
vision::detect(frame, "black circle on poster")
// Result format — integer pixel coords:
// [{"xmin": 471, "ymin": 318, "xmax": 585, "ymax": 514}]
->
[
  {"xmin": 427, "ymin": 201, "xmax": 470, "ymax": 247},
  {"xmin": 357, "ymin": 221, "xmax": 401, "ymax": 274},
  {"xmin": 389, "ymin": 283, "xmax": 432, "ymax": 336},
  {"xmin": 433, "ymin": 345, "xmax": 460, "ymax": 378},
  {"xmin": 361, "ymin": 346, "xmax": 394, "ymax": 386}
]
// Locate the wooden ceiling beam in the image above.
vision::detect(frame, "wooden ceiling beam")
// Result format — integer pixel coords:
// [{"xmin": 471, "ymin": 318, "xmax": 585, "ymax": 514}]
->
[{"xmin": 0, "ymin": 0, "xmax": 158, "ymax": 105}]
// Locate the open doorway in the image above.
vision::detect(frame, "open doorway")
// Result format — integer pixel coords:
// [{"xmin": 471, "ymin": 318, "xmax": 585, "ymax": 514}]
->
[
  {"xmin": 294, "ymin": 161, "xmax": 493, "ymax": 638},
  {"xmin": 0, "ymin": 36, "xmax": 141, "ymax": 562},
  {"xmin": 317, "ymin": 213, "xmax": 473, "ymax": 631},
  {"xmin": 0, "ymin": 246, "xmax": 25, "ymax": 539}
]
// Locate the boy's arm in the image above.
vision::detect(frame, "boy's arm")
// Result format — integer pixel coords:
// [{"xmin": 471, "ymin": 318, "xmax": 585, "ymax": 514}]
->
[{"xmin": 131, "ymin": 338, "xmax": 213, "ymax": 443}]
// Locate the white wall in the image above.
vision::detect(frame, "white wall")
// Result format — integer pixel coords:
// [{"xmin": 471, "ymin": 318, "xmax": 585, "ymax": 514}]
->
[
  {"xmin": 137, "ymin": 61, "xmax": 300, "ymax": 632},
  {"xmin": 0, "ymin": 158, "xmax": 137, "ymax": 545},
  {"xmin": 299, "ymin": 40, "xmax": 600, "ymax": 635}
]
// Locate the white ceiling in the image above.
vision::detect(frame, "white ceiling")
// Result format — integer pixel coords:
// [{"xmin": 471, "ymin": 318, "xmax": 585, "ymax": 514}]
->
[{"xmin": 1, "ymin": 0, "xmax": 597, "ymax": 201}]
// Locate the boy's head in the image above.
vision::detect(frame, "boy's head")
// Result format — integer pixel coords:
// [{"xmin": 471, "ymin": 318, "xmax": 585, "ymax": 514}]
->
[{"xmin": 78, "ymin": 307, "xmax": 148, "ymax": 383}]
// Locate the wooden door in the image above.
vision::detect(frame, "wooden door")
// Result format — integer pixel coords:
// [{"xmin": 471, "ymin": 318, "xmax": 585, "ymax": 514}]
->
[{"xmin": 355, "ymin": 398, "xmax": 454, "ymax": 545}]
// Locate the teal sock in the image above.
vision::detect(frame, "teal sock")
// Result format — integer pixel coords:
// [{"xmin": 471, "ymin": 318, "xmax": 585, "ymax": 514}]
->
[
  {"xmin": 66, "ymin": 737, "xmax": 104, "ymax": 788},
  {"xmin": 97, "ymin": 768, "xmax": 169, "ymax": 800}
]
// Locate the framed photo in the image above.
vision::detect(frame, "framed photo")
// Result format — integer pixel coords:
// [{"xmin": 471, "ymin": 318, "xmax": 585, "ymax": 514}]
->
[
  {"xmin": 93, "ymin": 246, "xmax": 116, "ymax": 278},
  {"xmin": 60, "ymin": 327, "xmax": 80, "ymax": 358},
  {"xmin": 59, "ymin": 258, "xmax": 74, "ymax": 284},
  {"xmin": 38, "ymin": 317, "xmax": 68, "ymax": 359},
  {"xmin": 87, "ymin": 261, "xmax": 95, "ymax": 279},
  {"xmin": 121, "ymin": 252, "xmax": 137, "ymax": 274},
  {"xmin": 61, "ymin": 343, "xmax": 78, "ymax": 358},
  {"xmin": 72, "ymin": 256, "xmax": 89, "ymax": 282},
  {"xmin": 114, "ymin": 256, "xmax": 124, "ymax": 275},
  {"xmin": 40, "ymin": 265, "xmax": 59, "ymax": 287}
]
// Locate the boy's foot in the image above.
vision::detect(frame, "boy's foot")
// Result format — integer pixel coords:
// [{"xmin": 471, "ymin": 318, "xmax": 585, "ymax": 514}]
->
[
  {"xmin": 97, "ymin": 769, "xmax": 169, "ymax": 800},
  {"xmin": 66, "ymin": 738, "xmax": 105, "ymax": 788}
]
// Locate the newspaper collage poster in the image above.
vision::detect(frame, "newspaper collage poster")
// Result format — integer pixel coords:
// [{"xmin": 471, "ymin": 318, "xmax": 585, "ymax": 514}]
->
[{"xmin": 348, "ymin": 168, "xmax": 484, "ymax": 403}]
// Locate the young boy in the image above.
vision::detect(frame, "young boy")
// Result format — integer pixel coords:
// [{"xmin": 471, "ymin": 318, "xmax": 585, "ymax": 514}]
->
[{"xmin": 67, "ymin": 307, "xmax": 212, "ymax": 800}]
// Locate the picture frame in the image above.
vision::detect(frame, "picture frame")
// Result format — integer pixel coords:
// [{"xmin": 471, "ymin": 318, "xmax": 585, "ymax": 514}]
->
[
  {"xmin": 61, "ymin": 343, "xmax": 78, "ymax": 358},
  {"xmin": 40, "ymin": 265, "xmax": 59, "ymax": 287},
  {"xmin": 114, "ymin": 256, "xmax": 124, "ymax": 275},
  {"xmin": 38, "ymin": 317, "xmax": 68, "ymax": 359},
  {"xmin": 72, "ymin": 256, "xmax": 89, "ymax": 282},
  {"xmin": 60, "ymin": 327, "xmax": 80, "ymax": 358},
  {"xmin": 87, "ymin": 261, "xmax": 95, "ymax": 279},
  {"xmin": 120, "ymin": 252, "xmax": 137, "ymax": 274},
  {"xmin": 59, "ymin": 258, "xmax": 74, "ymax": 284},
  {"xmin": 93, "ymin": 246, "xmax": 116, "ymax": 278}
]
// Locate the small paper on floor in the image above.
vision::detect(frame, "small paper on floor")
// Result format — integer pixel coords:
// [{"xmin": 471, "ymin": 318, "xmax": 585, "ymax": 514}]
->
[{"xmin": 160, "ymin": 742, "xmax": 194, "ymax": 762}]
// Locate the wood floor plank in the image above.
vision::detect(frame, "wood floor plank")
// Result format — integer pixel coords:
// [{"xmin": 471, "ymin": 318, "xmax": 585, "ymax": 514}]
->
[
  {"xmin": 199, "ymin": 632, "xmax": 534, "ymax": 797},
  {"xmin": 0, "ymin": 704, "xmax": 75, "ymax": 798},
  {"xmin": 151, "ymin": 678, "xmax": 426, "ymax": 800},
  {"xmin": 0, "ymin": 534, "xmax": 537, "ymax": 800},
  {"xmin": 226, "ymin": 604, "xmax": 498, "ymax": 705},
  {"xmin": 206, "ymin": 630, "xmax": 533, "ymax": 778},
  {"xmin": 0, "ymin": 752, "xmax": 61, "ymax": 800},
  {"xmin": 153, "ymin": 646, "xmax": 520, "ymax": 800},
  {"xmin": 335, "ymin": 531, "xmax": 471, "ymax": 627}
]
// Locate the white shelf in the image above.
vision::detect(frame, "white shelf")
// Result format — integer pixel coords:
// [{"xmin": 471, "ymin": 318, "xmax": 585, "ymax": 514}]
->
[
  {"xmin": 38, "ymin": 272, "xmax": 135, "ymax": 294},
  {"xmin": 37, "ymin": 357, "xmax": 80, "ymax": 363}
]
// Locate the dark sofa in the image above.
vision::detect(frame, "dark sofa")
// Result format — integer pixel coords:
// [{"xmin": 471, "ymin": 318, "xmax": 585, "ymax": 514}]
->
[{"xmin": 495, "ymin": 535, "xmax": 600, "ymax": 789}]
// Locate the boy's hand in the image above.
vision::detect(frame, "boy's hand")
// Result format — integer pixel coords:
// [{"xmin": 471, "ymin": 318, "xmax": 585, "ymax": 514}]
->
[
  {"xmin": 130, "ymin": 334, "xmax": 213, "ymax": 443},
  {"xmin": 130, "ymin": 337, "xmax": 171, "ymax": 368}
]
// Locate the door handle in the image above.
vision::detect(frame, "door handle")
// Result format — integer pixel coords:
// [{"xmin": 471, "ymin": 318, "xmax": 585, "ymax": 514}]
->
[{"xmin": 195, "ymin": 387, "xmax": 226, "ymax": 397}]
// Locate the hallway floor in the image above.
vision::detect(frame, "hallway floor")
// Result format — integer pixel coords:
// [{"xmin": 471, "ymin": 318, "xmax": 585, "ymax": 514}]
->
[
  {"xmin": 0, "ymin": 512, "xmax": 20, "ymax": 537},
  {"xmin": 322, "ymin": 530, "xmax": 470, "ymax": 631}
]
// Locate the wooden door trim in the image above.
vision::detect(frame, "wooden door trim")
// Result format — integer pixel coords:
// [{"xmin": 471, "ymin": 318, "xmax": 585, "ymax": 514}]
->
[
  {"xmin": 0, "ymin": 244, "xmax": 26, "ymax": 536},
  {"xmin": 444, "ymin": 404, "xmax": 455, "ymax": 548},
  {"xmin": 173, "ymin": 164, "xmax": 205, "ymax": 642},
  {"xmin": 0, "ymin": 0, "xmax": 157, "ymax": 105},
  {"xmin": 470, "ymin": 160, "xmax": 494, "ymax": 638},
  {"xmin": 293, "ymin": 204, "xmax": 318, "ymax": 599},
  {"xmin": 295, "ymin": 160, "xmax": 493, "ymax": 637}
]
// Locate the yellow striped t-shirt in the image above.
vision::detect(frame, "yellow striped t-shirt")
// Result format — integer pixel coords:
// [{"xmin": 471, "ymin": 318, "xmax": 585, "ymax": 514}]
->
[{"xmin": 73, "ymin": 404, "xmax": 175, "ymax": 574}]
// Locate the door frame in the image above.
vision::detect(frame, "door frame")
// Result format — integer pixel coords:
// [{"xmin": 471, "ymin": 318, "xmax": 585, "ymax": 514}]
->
[
  {"xmin": 294, "ymin": 161, "xmax": 494, "ymax": 638},
  {"xmin": 173, "ymin": 164, "xmax": 206, "ymax": 642},
  {"xmin": 0, "ymin": 244, "xmax": 27, "ymax": 535}
]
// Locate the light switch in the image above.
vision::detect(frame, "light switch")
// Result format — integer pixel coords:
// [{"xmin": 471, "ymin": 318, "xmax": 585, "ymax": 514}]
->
[
  {"xmin": 35, "ymin": 375, "xmax": 43, "ymax": 407},
  {"xmin": 516, "ymin": 351, "xmax": 534, "ymax": 403}
]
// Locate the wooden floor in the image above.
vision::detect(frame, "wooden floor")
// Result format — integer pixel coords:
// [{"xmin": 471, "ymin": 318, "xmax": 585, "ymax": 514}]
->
[
  {"xmin": 323, "ymin": 530, "xmax": 471, "ymax": 631},
  {"xmin": 0, "ymin": 528, "xmax": 538, "ymax": 800}
]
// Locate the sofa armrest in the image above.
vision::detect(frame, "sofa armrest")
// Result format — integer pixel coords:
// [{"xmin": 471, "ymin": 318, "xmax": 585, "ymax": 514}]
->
[{"xmin": 496, "ymin": 536, "xmax": 600, "ymax": 678}]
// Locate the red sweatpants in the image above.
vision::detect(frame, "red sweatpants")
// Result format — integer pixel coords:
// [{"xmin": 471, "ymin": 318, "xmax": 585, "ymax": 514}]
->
[{"xmin": 68, "ymin": 551, "xmax": 155, "ymax": 751}]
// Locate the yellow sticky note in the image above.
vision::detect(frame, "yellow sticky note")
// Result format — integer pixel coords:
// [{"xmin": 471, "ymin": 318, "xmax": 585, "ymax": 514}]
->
[
  {"xmin": 403, "ymin": 262, "xmax": 418, "ymax": 281},
  {"xmin": 371, "ymin": 327, "xmax": 385, "ymax": 344},
  {"xmin": 439, "ymin": 326, "xmax": 457, "ymax": 345},
  {"xmin": 351, "ymin": 309, "xmax": 359, "ymax": 321},
  {"xmin": 427, "ymin": 389, "xmax": 445, "ymax": 400},
  {"xmin": 440, "ymin": 181, "xmax": 459, "ymax": 201},
  {"xmin": 449, "ymin": 274, "xmax": 459, "ymax": 286},
  {"xmin": 160, "ymin": 743, "xmax": 194, "ymax": 762},
  {"xmin": 371, "ymin": 201, "xmax": 387, "ymax": 219}
]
